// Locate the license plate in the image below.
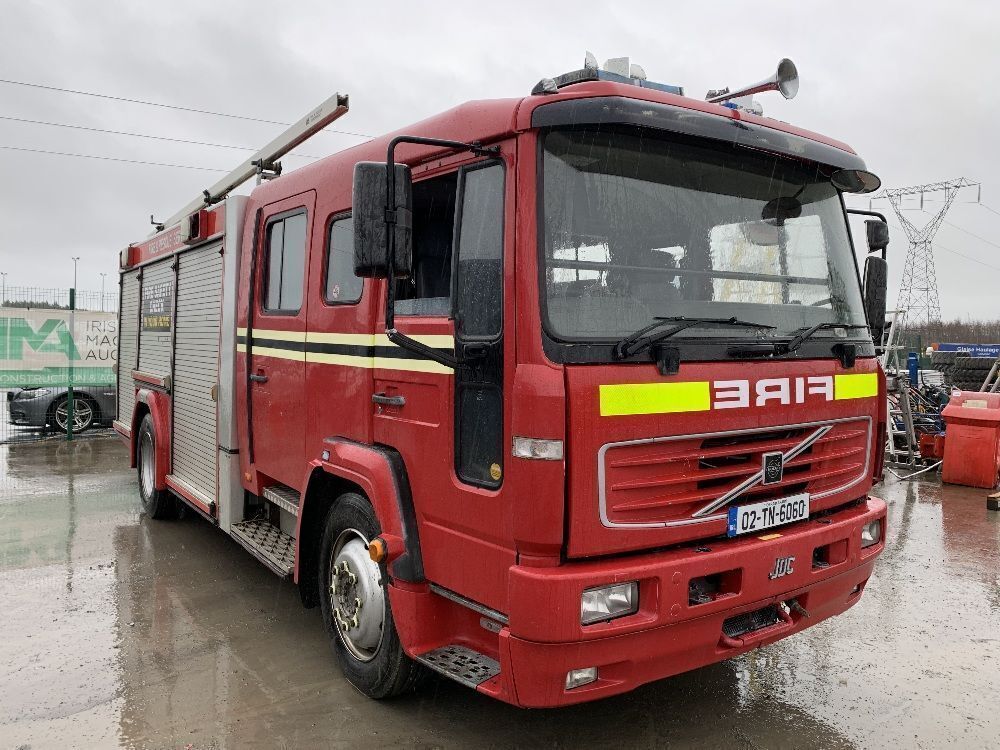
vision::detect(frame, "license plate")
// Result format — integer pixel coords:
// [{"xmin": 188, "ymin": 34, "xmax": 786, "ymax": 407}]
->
[{"xmin": 727, "ymin": 493, "xmax": 809, "ymax": 537}]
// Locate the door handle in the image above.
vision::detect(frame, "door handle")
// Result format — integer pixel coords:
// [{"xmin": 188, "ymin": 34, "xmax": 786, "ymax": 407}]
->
[
  {"xmin": 372, "ymin": 392, "xmax": 405, "ymax": 407},
  {"xmin": 249, "ymin": 373, "xmax": 268, "ymax": 383}
]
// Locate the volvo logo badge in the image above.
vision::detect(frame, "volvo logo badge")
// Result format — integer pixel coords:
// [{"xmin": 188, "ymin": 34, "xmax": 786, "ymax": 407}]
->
[{"xmin": 762, "ymin": 451, "xmax": 784, "ymax": 485}]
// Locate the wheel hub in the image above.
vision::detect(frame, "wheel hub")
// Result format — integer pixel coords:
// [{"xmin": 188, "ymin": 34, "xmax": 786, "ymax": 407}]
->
[
  {"xmin": 140, "ymin": 432, "xmax": 154, "ymax": 499},
  {"xmin": 329, "ymin": 532, "xmax": 385, "ymax": 661},
  {"xmin": 55, "ymin": 399, "xmax": 92, "ymax": 431}
]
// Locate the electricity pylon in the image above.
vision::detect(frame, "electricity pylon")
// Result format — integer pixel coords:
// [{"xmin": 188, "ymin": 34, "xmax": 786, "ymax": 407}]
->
[{"xmin": 873, "ymin": 178, "xmax": 979, "ymax": 326}]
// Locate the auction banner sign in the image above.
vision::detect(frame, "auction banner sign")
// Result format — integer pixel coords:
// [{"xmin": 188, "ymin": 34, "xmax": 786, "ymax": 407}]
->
[{"xmin": 0, "ymin": 308, "xmax": 117, "ymax": 387}]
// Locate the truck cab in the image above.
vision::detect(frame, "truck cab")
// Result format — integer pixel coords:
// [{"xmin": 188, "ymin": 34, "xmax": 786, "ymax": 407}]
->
[{"xmin": 118, "ymin": 59, "xmax": 888, "ymax": 708}]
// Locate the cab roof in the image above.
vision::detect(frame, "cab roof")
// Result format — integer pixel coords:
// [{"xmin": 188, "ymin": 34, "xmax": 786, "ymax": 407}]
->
[{"xmin": 249, "ymin": 80, "xmax": 857, "ymax": 206}]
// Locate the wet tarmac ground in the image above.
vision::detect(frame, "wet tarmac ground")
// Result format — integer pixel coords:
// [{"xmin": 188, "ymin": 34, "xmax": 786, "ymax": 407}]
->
[{"xmin": 0, "ymin": 438, "xmax": 997, "ymax": 749}]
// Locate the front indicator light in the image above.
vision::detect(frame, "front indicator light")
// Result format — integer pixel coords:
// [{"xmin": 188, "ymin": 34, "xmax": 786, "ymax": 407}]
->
[
  {"xmin": 565, "ymin": 667, "xmax": 598, "ymax": 690},
  {"xmin": 861, "ymin": 519, "xmax": 882, "ymax": 548},
  {"xmin": 581, "ymin": 581, "xmax": 638, "ymax": 625}
]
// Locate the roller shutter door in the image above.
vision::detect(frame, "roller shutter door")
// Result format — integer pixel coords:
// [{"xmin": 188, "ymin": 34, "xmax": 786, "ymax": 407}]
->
[
  {"xmin": 171, "ymin": 242, "xmax": 223, "ymax": 499},
  {"xmin": 138, "ymin": 260, "xmax": 174, "ymax": 376},
  {"xmin": 117, "ymin": 270, "xmax": 140, "ymax": 423}
]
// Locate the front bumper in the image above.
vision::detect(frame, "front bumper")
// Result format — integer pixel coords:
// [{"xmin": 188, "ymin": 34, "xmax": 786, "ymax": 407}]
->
[
  {"xmin": 7, "ymin": 400, "xmax": 47, "ymax": 426},
  {"xmin": 497, "ymin": 496, "xmax": 886, "ymax": 707}
]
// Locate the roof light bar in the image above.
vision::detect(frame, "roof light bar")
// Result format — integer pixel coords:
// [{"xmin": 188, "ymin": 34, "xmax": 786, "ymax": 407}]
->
[{"xmin": 532, "ymin": 52, "xmax": 683, "ymax": 96}]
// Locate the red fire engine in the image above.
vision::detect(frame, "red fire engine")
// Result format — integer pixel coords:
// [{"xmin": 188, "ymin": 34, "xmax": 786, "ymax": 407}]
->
[{"xmin": 115, "ymin": 55, "xmax": 890, "ymax": 707}]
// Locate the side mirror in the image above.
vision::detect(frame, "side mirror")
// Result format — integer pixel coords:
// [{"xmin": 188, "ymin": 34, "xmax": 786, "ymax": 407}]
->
[
  {"xmin": 352, "ymin": 161, "xmax": 413, "ymax": 278},
  {"xmin": 863, "ymin": 255, "xmax": 888, "ymax": 344},
  {"xmin": 865, "ymin": 219, "xmax": 890, "ymax": 255}
]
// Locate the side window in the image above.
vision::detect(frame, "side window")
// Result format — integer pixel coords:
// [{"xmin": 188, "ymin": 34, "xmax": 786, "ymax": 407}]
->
[
  {"xmin": 264, "ymin": 211, "xmax": 307, "ymax": 313},
  {"xmin": 394, "ymin": 172, "xmax": 458, "ymax": 316},
  {"xmin": 324, "ymin": 215, "xmax": 363, "ymax": 304},
  {"xmin": 455, "ymin": 163, "xmax": 504, "ymax": 339}
]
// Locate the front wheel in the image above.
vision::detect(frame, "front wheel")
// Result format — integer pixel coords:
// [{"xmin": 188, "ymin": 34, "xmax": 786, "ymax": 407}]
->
[
  {"xmin": 318, "ymin": 492, "xmax": 426, "ymax": 698},
  {"xmin": 136, "ymin": 414, "xmax": 175, "ymax": 519}
]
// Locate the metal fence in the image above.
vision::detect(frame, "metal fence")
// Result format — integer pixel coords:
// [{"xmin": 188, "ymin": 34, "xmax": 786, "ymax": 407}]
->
[
  {"xmin": 2, "ymin": 285, "xmax": 118, "ymax": 445},
  {"xmin": 2, "ymin": 285, "xmax": 118, "ymax": 313}
]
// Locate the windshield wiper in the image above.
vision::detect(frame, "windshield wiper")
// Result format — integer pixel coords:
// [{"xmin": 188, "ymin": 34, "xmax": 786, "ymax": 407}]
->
[
  {"xmin": 613, "ymin": 316, "xmax": 776, "ymax": 360},
  {"xmin": 727, "ymin": 322, "xmax": 871, "ymax": 362},
  {"xmin": 782, "ymin": 322, "xmax": 870, "ymax": 354}
]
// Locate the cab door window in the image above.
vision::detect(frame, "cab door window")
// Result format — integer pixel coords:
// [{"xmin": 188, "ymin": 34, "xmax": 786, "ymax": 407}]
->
[
  {"xmin": 324, "ymin": 214, "xmax": 363, "ymax": 304},
  {"xmin": 394, "ymin": 172, "xmax": 458, "ymax": 317},
  {"xmin": 264, "ymin": 211, "xmax": 307, "ymax": 313},
  {"xmin": 453, "ymin": 162, "xmax": 505, "ymax": 488}
]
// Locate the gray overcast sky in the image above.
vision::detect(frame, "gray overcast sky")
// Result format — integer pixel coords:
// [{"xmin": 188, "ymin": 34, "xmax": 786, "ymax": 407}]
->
[{"xmin": 1, "ymin": 0, "xmax": 998, "ymax": 318}]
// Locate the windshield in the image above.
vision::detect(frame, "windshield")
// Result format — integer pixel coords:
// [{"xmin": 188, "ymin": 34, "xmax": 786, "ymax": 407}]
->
[{"xmin": 540, "ymin": 127, "xmax": 867, "ymax": 345}]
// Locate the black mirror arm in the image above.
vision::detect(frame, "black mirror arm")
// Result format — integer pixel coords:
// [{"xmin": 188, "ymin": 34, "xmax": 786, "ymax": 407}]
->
[
  {"xmin": 386, "ymin": 328, "xmax": 459, "ymax": 369},
  {"xmin": 846, "ymin": 208, "xmax": 889, "ymax": 259},
  {"xmin": 383, "ymin": 135, "xmax": 497, "ymax": 366}
]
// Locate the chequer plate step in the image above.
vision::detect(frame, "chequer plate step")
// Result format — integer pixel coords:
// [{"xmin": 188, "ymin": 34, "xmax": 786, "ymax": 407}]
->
[
  {"xmin": 414, "ymin": 644, "xmax": 500, "ymax": 688},
  {"xmin": 231, "ymin": 518, "xmax": 295, "ymax": 578},
  {"xmin": 262, "ymin": 484, "xmax": 300, "ymax": 517}
]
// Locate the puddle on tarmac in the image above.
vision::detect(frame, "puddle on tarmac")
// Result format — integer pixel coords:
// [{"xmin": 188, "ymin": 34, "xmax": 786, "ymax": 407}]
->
[{"xmin": 0, "ymin": 440, "xmax": 997, "ymax": 748}]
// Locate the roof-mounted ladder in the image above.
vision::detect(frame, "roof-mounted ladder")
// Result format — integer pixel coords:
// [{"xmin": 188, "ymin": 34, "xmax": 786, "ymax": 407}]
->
[{"xmin": 155, "ymin": 91, "xmax": 350, "ymax": 232}]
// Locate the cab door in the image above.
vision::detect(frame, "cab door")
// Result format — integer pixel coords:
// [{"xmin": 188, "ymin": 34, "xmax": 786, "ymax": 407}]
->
[
  {"xmin": 248, "ymin": 191, "xmax": 315, "ymax": 490},
  {"xmin": 372, "ymin": 153, "xmax": 513, "ymax": 612}
]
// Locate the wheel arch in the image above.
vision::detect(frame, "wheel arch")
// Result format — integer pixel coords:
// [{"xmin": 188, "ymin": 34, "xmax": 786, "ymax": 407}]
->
[
  {"xmin": 133, "ymin": 389, "xmax": 170, "ymax": 491},
  {"xmin": 295, "ymin": 438, "xmax": 424, "ymax": 607}
]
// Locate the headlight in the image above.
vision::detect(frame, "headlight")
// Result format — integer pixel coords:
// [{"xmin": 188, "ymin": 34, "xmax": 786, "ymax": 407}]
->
[
  {"xmin": 861, "ymin": 519, "xmax": 882, "ymax": 548},
  {"xmin": 16, "ymin": 388, "xmax": 52, "ymax": 400},
  {"xmin": 581, "ymin": 581, "xmax": 638, "ymax": 625}
]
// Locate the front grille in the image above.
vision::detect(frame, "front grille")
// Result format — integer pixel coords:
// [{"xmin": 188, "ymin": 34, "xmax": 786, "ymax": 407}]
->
[
  {"xmin": 722, "ymin": 604, "xmax": 782, "ymax": 638},
  {"xmin": 601, "ymin": 418, "xmax": 870, "ymax": 526}
]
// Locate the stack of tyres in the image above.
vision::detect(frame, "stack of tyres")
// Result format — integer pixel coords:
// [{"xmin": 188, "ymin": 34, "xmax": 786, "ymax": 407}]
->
[
  {"xmin": 930, "ymin": 350, "xmax": 958, "ymax": 383},
  {"xmin": 947, "ymin": 355, "xmax": 995, "ymax": 391}
]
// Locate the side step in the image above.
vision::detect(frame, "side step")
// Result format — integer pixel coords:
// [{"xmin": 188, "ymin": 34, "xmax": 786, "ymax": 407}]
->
[
  {"xmin": 231, "ymin": 518, "xmax": 295, "ymax": 578},
  {"xmin": 414, "ymin": 645, "xmax": 500, "ymax": 688},
  {"xmin": 263, "ymin": 484, "xmax": 300, "ymax": 516}
]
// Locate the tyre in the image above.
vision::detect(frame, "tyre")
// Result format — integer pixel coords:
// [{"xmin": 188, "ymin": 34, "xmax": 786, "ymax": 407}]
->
[
  {"xmin": 931, "ymin": 351, "xmax": 957, "ymax": 366},
  {"xmin": 957, "ymin": 356, "xmax": 994, "ymax": 371},
  {"xmin": 136, "ymin": 414, "xmax": 176, "ymax": 519},
  {"xmin": 51, "ymin": 395, "xmax": 95, "ymax": 433},
  {"xmin": 318, "ymin": 492, "xmax": 426, "ymax": 699}
]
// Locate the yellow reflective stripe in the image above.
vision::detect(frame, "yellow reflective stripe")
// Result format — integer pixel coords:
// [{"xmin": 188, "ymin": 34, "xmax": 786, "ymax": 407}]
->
[
  {"xmin": 372, "ymin": 356, "xmax": 454, "ymax": 374},
  {"xmin": 252, "ymin": 329, "xmax": 307, "ymax": 342},
  {"xmin": 305, "ymin": 352, "xmax": 374, "ymax": 368},
  {"xmin": 390, "ymin": 333, "xmax": 455, "ymax": 349},
  {"xmin": 834, "ymin": 373, "xmax": 878, "ymax": 400},
  {"xmin": 600, "ymin": 381, "xmax": 711, "ymax": 417},
  {"xmin": 237, "ymin": 328, "xmax": 455, "ymax": 372},
  {"xmin": 306, "ymin": 331, "xmax": 375, "ymax": 345}
]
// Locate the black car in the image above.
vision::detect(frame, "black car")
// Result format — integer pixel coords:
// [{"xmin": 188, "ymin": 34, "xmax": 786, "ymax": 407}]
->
[{"xmin": 6, "ymin": 385, "xmax": 117, "ymax": 432}]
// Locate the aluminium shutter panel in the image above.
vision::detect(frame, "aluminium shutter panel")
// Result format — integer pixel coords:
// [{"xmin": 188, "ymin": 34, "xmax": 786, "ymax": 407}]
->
[
  {"xmin": 117, "ymin": 270, "xmax": 140, "ymax": 423},
  {"xmin": 171, "ymin": 242, "xmax": 224, "ymax": 499}
]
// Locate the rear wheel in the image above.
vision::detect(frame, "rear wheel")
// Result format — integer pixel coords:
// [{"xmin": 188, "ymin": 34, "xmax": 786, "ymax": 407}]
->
[
  {"xmin": 137, "ymin": 414, "xmax": 175, "ymax": 519},
  {"xmin": 318, "ymin": 492, "xmax": 426, "ymax": 698},
  {"xmin": 52, "ymin": 396, "xmax": 95, "ymax": 433}
]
